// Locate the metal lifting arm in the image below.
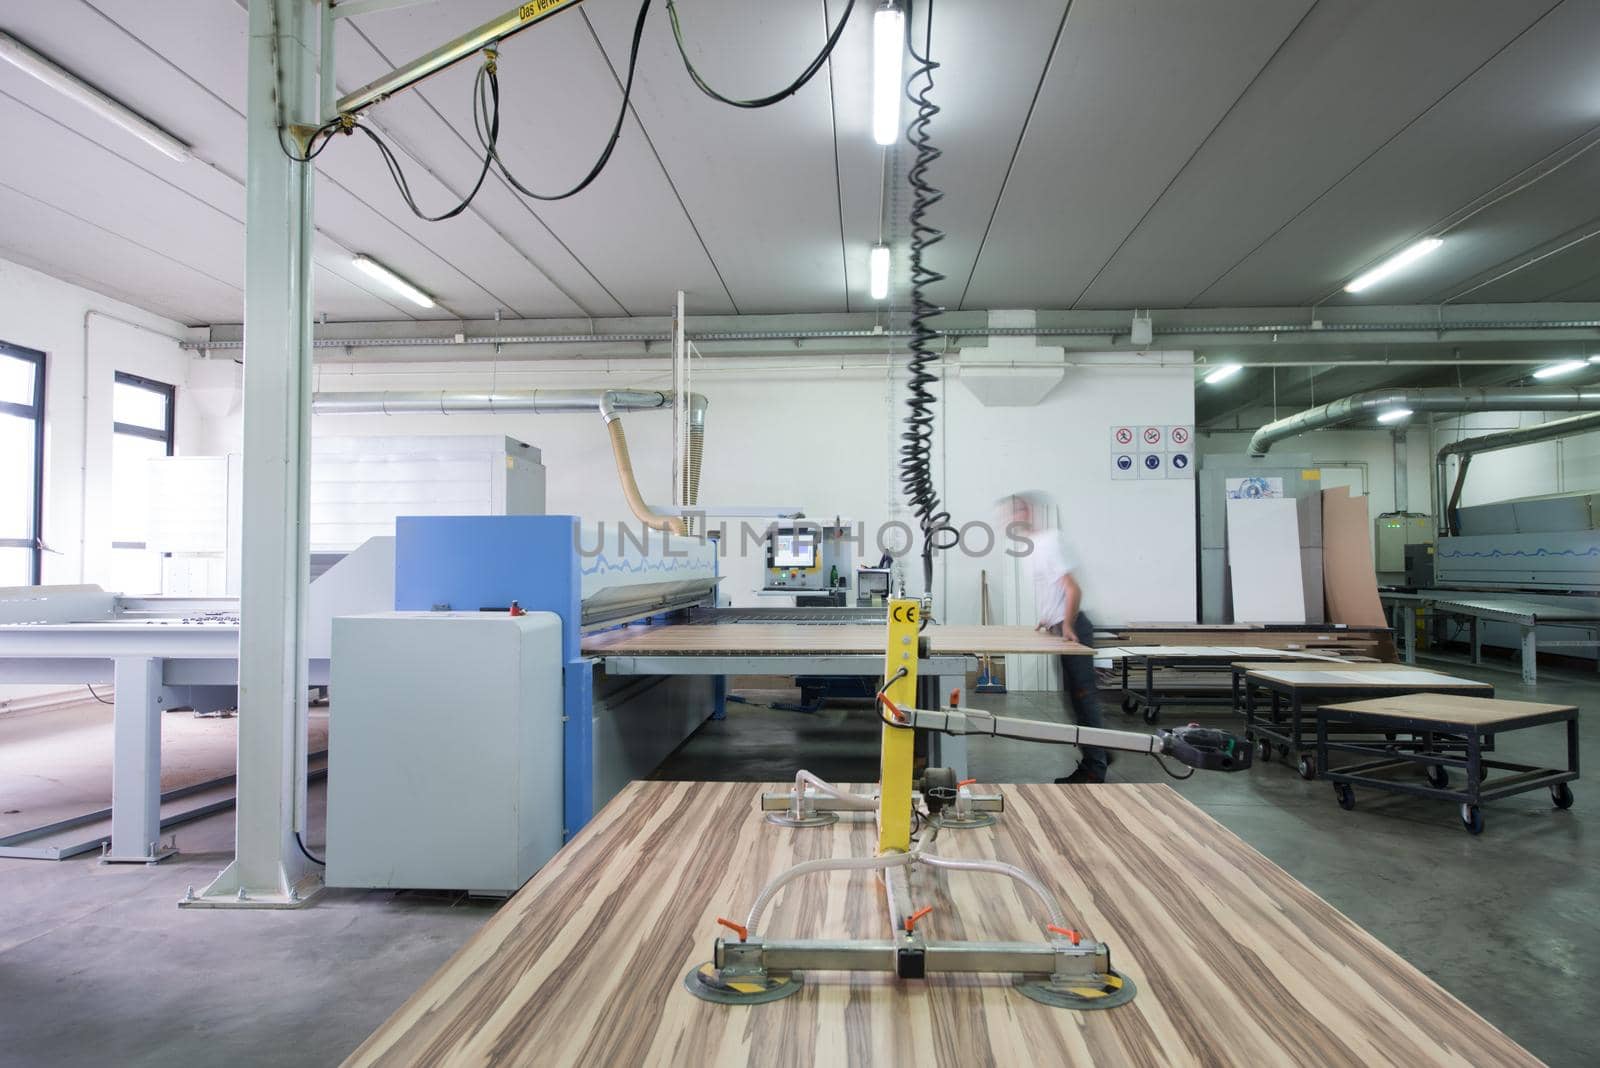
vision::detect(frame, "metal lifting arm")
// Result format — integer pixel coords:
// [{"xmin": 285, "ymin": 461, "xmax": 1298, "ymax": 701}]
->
[{"xmin": 898, "ymin": 705, "xmax": 1251, "ymax": 773}]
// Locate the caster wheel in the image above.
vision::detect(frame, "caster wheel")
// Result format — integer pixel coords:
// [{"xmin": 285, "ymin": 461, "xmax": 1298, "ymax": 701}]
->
[
  {"xmin": 1334, "ymin": 784, "xmax": 1355, "ymax": 810},
  {"xmin": 1552, "ymin": 783, "xmax": 1574, "ymax": 809},
  {"xmin": 1142, "ymin": 705, "xmax": 1161, "ymax": 725},
  {"xmin": 1479, "ymin": 765, "xmax": 1489, "ymax": 783},
  {"xmin": 1425, "ymin": 765, "xmax": 1449, "ymax": 789},
  {"xmin": 1255, "ymin": 737, "xmax": 1273, "ymax": 762},
  {"xmin": 1460, "ymin": 804, "xmax": 1484, "ymax": 835},
  {"xmin": 1121, "ymin": 696, "xmax": 1138, "ymax": 716},
  {"xmin": 1297, "ymin": 754, "xmax": 1316, "ymax": 781}
]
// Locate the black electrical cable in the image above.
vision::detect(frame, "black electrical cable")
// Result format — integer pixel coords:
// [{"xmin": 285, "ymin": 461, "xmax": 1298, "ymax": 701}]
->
[
  {"xmin": 295, "ymin": 830, "xmax": 327, "ymax": 866},
  {"xmin": 277, "ymin": 118, "xmax": 344, "ymax": 164},
  {"xmin": 1150, "ymin": 752, "xmax": 1196, "ymax": 780},
  {"xmin": 897, "ymin": 0, "xmax": 957, "ymax": 594},
  {"xmin": 665, "ymin": 0, "xmax": 855, "ymax": 108},
  {"xmin": 479, "ymin": 0, "xmax": 653, "ymax": 201},
  {"xmin": 86, "ymin": 684, "xmax": 113, "ymax": 705}
]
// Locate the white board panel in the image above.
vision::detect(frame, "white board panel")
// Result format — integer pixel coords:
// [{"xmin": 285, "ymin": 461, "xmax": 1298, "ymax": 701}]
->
[{"xmin": 1226, "ymin": 498, "xmax": 1306, "ymax": 623}]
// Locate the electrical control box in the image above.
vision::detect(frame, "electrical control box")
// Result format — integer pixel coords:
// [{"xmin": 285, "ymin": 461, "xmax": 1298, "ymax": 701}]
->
[
  {"xmin": 1375, "ymin": 514, "xmax": 1435, "ymax": 572},
  {"xmin": 763, "ymin": 521, "xmax": 853, "ymax": 596}
]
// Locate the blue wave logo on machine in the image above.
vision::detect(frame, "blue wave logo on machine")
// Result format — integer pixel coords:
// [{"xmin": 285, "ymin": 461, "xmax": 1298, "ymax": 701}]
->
[
  {"xmin": 1437, "ymin": 546, "xmax": 1600, "ymax": 559},
  {"xmin": 580, "ymin": 554, "xmax": 716, "ymax": 576},
  {"xmin": 1228, "ymin": 477, "xmax": 1274, "ymax": 499}
]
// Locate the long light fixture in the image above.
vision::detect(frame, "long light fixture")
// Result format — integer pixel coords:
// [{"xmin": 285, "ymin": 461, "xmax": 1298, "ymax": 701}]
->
[
  {"xmin": 869, "ymin": 245, "xmax": 891, "ymax": 300},
  {"xmin": 1344, "ymin": 237, "xmax": 1442, "ymax": 294},
  {"xmin": 1532, "ymin": 359, "xmax": 1586, "ymax": 380},
  {"xmin": 353, "ymin": 255, "xmax": 436, "ymax": 308},
  {"xmin": 0, "ymin": 32, "xmax": 191, "ymax": 163},
  {"xmin": 1203, "ymin": 363, "xmax": 1242, "ymax": 385},
  {"xmin": 1376, "ymin": 408, "xmax": 1413, "ymax": 424},
  {"xmin": 872, "ymin": 3, "xmax": 904, "ymax": 146}
]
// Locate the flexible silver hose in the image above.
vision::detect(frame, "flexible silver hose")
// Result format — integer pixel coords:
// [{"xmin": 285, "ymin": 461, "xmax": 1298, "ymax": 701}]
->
[
  {"xmin": 745, "ymin": 851, "xmax": 917, "ymax": 937},
  {"xmin": 917, "ymin": 854, "xmax": 1068, "ymax": 930},
  {"xmin": 793, "ymin": 770, "xmax": 876, "ymax": 811}
]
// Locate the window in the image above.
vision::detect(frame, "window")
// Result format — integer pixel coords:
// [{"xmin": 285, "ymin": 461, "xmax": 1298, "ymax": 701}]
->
[
  {"xmin": 110, "ymin": 372, "xmax": 175, "ymax": 594},
  {"xmin": 0, "ymin": 342, "xmax": 45, "ymax": 586}
]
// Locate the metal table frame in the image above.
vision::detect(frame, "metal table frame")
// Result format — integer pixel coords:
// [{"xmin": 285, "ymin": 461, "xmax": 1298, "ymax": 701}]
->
[
  {"xmin": 0, "ymin": 622, "xmax": 328, "ymax": 863},
  {"xmin": 598, "ymin": 652, "xmax": 977, "ymax": 775},
  {"xmin": 1238, "ymin": 670, "xmax": 1492, "ymax": 779},
  {"xmin": 1381, "ymin": 590, "xmax": 1600, "ymax": 683},
  {"xmin": 1115, "ymin": 649, "xmax": 1350, "ymax": 725},
  {"xmin": 1317, "ymin": 702, "xmax": 1578, "ymax": 834}
]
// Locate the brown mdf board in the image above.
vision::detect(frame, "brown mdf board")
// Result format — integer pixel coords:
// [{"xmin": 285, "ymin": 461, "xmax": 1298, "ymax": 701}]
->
[
  {"xmin": 1321, "ymin": 486, "xmax": 1387, "ymax": 627},
  {"xmin": 347, "ymin": 782, "xmax": 1538, "ymax": 1068},
  {"xmin": 580, "ymin": 623, "xmax": 1093, "ymax": 657},
  {"xmin": 1322, "ymin": 693, "xmax": 1578, "ymax": 727}
]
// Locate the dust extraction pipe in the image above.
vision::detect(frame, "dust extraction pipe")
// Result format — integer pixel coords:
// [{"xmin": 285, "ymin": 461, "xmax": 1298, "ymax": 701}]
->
[
  {"xmin": 1434, "ymin": 410, "xmax": 1600, "ymax": 535},
  {"xmin": 310, "ymin": 388, "xmax": 706, "ymax": 534},
  {"xmin": 1247, "ymin": 387, "xmax": 1600, "ymax": 457}
]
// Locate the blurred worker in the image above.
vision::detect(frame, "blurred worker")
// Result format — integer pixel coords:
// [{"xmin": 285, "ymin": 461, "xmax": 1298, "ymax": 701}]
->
[{"xmin": 1003, "ymin": 492, "xmax": 1108, "ymax": 784}]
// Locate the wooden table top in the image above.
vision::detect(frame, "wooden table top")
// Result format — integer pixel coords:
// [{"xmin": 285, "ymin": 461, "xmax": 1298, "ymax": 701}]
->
[
  {"xmin": 581, "ymin": 623, "xmax": 1093, "ymax": 657},
  {"xmin": 1245, "ymin": 665, "xmax": 1492, "ymax": 691},
  {"xmin": 1230, "ymin": 659, "xmax": 1393, "ymax": 672},
  {"xmin": 1321, "ymin": 692, "xmax": 1578, "ymax": 727},
  {"xmin": 346, "ymin": 782, "xmax": 1536, "ymax": 1067}
]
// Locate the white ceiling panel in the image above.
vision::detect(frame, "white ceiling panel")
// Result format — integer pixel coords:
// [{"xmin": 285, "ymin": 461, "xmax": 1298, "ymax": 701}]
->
[
  {"xmin": 3, "ymin": 0, "xmax": 1600, "ymax": 325},
  {"xmin": 961, "ymin": 0, "xmax": 1313, "ymax": 311},
  {"xmin": 349, "ymin": 0, "xmax": 734, "ymax": 315},
  {"xmin": 1074, "ymin": 0, "xmax": 1556, "ymax": 309},
  {"xmin": 582, "ymin": 0, "xmax": 844, "ymax": 312},
  {"xmin": 0, "ymin": 182, "xmax": 241, "ymax": 323},
  {"xmin": 902, "ymin": 0, "xmax": 1081, "ymax": 312},
  {"xmin": 1198, "ymin": 0, "xmax": 1600, "ymax": 308}
]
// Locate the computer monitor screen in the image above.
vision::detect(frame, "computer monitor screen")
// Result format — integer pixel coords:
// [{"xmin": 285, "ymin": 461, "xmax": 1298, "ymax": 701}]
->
[{"xmin": 772, "ymin": 533, "xmax": 817, "ymax": 569}]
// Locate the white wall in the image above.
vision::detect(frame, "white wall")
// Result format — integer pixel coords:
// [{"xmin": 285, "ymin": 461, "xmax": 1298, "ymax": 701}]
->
[
  {"xmin": 0, "ymin": 256, "xmax": 221, "ymax": 710},
  {"xmin": 0, "ymin": 256, "xmax": 212, "ymax": 587},
  {"xmin": 246, "ymin": 351, "xmax": 1199, "ymax": 638}
]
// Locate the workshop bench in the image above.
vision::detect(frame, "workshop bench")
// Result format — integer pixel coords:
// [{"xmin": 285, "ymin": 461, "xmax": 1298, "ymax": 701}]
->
[
  {"xmin": 1235, "ymin": 664, "xmax": 1492, "ymax": 779},
  {"xmin": 1316, "ymin": 693, "xmax": 1579, "ymax": 834}
]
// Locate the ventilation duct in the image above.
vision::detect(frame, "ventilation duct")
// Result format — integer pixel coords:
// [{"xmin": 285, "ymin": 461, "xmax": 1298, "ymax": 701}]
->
[
  {"xmin": 310, "ymin": 388, "xmax": 706, "ymax": 534},
  {"xmin": 1247, "ymin": 387, "xmax": 1600, "ymax": 457},
  {"xmin": 1436, "ymin": 411, "xmax": 1600, "ymax": 535}
]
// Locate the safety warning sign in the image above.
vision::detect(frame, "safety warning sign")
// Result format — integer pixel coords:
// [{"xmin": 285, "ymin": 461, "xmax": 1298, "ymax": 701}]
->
[{"xmin": 1110, "ymin": 424, "xmax": 1194, "ymax": 481}]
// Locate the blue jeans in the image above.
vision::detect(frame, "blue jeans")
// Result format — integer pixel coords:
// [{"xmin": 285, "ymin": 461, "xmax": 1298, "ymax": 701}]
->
[{"xmin": 1052, "ymin": 613, "xmax": 1107, "ymax": 775}]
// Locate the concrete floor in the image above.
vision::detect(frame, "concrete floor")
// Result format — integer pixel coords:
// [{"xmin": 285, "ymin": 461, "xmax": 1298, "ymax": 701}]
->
[{"xmin": 0, "ymin": 654, "xmax": 1592, "ymax": 1066}]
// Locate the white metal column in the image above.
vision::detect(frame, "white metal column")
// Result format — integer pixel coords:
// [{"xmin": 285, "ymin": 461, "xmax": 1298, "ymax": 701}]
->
[
  {"xmin": 105, "ymin": 657, "xmax": 174, "ymax": 864},
  {"xmin": 187, "ymin": 0, "xmax": 321, "ymax": 908}
]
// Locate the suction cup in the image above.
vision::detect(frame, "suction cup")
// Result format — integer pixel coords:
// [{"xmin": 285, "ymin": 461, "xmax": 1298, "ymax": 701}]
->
[
  {"xmin": 1014, "ymin": 968, "xmax": 1137, "ymax": 1010},
  {"xmin": 764, "ymin": 811, "xmax": 839, "ymax": 828},
  {"xmin": 684, "ymin": 961, "xmax": 803, "ymax": 1005},
  {"xmin": 934, "ymin": 811, "xmax": 997, "ymax": 830}
]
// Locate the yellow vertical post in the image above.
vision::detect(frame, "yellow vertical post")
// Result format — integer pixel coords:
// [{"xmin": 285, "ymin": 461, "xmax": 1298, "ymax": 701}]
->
[{"xmin": 878, "ymin": 598, "xmax": 920, "ymax": 853}]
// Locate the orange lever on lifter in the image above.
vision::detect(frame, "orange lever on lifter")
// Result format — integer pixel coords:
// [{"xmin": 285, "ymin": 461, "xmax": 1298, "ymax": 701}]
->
[
  {"xmin": 904, "ymin": 906, "xmax": 934, "ymax": 933},
  {"xmin": 716, "ymin": 917, "xmax": 749, "ymax": 942},
  {"xmin": 877, "ymin": 693, "xmax": 906, "ymax": 723},
  {"xmin": 957, "ymin": 778, "xmax": 977, "ymax": 789},
  {"xmin": 949, "ymin": 687, "xmax": 961, "ymax": 707},
  {"xmin": 1047, "ymin": 924, "xmax": 1082, "ymax": 945}
]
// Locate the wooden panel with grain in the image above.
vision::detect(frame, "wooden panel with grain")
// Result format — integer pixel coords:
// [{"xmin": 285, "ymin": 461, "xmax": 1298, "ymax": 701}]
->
[
  {"xmin": 346, "ymin": 782, "xmax": 1538, "ymax": 1067},
  {"xmin": 1321, "ymin": 693, "xmax": 1578, "ymax": 727}
]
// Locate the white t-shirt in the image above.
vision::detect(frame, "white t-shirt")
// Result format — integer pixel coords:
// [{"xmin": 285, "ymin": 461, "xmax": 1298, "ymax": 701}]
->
[{"xmin": 1026, "ymin": 528, "xmax": 1079, "ymax": 626}]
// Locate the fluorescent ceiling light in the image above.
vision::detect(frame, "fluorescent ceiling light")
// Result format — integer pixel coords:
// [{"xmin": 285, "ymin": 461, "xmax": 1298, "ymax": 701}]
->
[
  {"xmin": 353, "ymin": 256, "xmax": 435, "ymax": 308},
  {"xmin": 1376, "ymin": 408, "xmax": 1413, "ymax": 424},
  {"xmin": 872, "ymin": 4, "xmax": 904, "ymax": 146},
  {"xmin": 869, "ymin": 245, "xmax": 890, "ymax": 301},
  {"xmin": 1203, "ymin": 363, "xmax": 1241, "ymax": 385},
  {"xmin": 1532, "ymin": 359, "xmax": 1586, "ymax": 379},
  {"xmin": 1589, "ymin": 355, "xmax": 1600, "ymax": 364},
  {"xmin": 0, "ymin": 32, "xmax": 191, "ymax": 163},
  {"xmin": 1343, "ymin": 238, "xmax": 1442, "ymax": 294}
]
